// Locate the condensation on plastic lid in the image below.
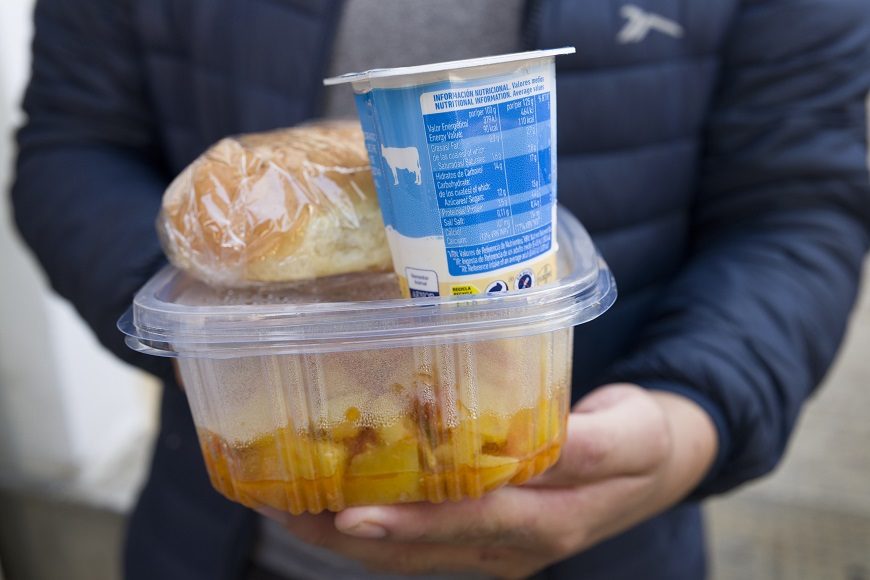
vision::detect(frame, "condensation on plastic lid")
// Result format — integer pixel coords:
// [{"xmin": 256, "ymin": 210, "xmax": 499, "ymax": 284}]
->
[{"xmin": 323, "ymin": 47, "xmax": 576, "ymax": 86}]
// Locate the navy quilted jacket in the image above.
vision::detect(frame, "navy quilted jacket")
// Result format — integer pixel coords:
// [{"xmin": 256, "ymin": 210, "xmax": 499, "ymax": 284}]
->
[{"xmin": 11, "ymin": 1, "xmax": 870, "ymax": 579}]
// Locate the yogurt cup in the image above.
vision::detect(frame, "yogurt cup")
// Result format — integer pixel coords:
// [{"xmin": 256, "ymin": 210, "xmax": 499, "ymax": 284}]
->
[{"xmin": 325, "ymin": 48, "xmax": 575, "ymax": 298}]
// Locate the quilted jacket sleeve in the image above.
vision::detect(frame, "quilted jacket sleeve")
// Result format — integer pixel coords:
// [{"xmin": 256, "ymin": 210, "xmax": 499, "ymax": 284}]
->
[
  {"xmin": 11, "ymin": 0, "xmax": 173, "ymax": 380},
  {"xmin": 605, "ymin": 0, "xmax": 870, "ymax": 495}
]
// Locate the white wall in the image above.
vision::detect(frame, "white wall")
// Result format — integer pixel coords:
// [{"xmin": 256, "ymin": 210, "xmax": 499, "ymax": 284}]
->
[{"xmin": 0, "ymin": 0, "xmax": 160, "ymax": 511}]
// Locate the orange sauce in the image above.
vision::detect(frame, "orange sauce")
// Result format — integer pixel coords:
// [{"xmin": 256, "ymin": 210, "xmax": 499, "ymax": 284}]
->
[{"xmin": 200, "ymin": 399, "xmax": 566, "ymax": 514}]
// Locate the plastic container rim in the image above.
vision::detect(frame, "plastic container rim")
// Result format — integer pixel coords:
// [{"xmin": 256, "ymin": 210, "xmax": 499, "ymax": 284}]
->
[
  {"xmin": 119, "ymin": 207, "xmax": 616, "ymax": 357},
  {"xmin": 322, "ymin": 47, "xmax": 576, "ymax": 86}
]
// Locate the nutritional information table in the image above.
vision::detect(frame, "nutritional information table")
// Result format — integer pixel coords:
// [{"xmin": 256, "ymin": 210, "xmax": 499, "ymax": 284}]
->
[{"xmin": 423, "ymin": 87, "xmax": 554, "ymax": 276}]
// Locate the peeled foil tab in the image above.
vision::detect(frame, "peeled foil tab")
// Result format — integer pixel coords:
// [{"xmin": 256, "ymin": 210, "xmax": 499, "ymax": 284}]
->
[{"xmin": 158, "ymin": 120, "xmax": 393, "ymax": 288}]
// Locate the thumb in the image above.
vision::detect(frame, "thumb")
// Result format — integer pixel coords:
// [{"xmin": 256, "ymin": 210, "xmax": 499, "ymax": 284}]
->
[{"xmin": 528, "ymin": 384, "xmax": 671, "ymax": 487}]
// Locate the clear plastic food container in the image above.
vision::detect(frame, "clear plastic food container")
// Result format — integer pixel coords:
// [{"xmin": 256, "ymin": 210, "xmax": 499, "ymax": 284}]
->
[{"xmin": 120, "ymin": 207, "xmax": 616, "ymax": 514}]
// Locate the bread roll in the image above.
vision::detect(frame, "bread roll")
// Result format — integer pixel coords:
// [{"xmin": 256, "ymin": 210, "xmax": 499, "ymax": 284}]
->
[{"xmin": 159, "ymin": 121, "xmax": 393, "ymax": 287}]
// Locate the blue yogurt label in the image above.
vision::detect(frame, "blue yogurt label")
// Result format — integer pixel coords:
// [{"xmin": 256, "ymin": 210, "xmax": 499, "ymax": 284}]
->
[{"xmin": 355, "ymin": 64, "xmax": 558, "ymax": 297}]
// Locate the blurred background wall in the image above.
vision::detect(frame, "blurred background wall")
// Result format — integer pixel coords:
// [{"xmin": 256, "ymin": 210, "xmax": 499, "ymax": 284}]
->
[{"xmin": 0, "ymin": 2, "xmax": 868, "ymax": 580}]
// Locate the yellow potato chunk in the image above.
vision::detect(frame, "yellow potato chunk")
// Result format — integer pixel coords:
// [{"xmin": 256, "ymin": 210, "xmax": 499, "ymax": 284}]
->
[
  {"xmin": 477, "ymin": 455, "xmax": 521, "ymax": 491},
  {"xmin": 349, "ymin": 438, "xmax": 419, "ymax": 476},
  {"xmin": 343, "ymin": 473, "xmax": 424, "ymax": 505}
]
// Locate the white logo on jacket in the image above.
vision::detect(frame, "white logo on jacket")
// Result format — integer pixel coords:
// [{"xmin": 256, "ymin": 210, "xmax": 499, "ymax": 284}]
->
[
  {"xmin": 617, "ymin": 4, "xmax": 684, "ymax": 43},
  {"xmin": 381, "ymin": 144, "xmax": 422, "ymax": 185}
]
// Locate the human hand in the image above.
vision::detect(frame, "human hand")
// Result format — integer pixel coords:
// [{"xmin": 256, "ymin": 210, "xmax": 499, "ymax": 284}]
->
[{"xmin": 262, "ymin": 384, "xmax": 717, "ymax": 578}]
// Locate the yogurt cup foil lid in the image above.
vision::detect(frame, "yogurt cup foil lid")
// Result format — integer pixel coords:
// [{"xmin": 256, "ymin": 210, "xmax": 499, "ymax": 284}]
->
[{"xmin": 323, "ymin": 47, "xmax": 576, "ymax": 86}]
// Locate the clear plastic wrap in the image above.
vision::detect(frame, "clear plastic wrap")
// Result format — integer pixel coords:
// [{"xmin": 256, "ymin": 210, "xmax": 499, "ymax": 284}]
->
[{"xmin": 158, "ymin": 120, "xmax": 393, "ymax": 288}]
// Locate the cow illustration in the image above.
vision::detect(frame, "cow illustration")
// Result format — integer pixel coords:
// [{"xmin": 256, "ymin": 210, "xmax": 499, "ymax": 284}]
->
[{"xmin": 381, "ymin": 144, "xmax": 422, "ymax": 185}]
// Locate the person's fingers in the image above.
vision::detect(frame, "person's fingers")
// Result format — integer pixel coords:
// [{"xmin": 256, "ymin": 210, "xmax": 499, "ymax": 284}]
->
[
  {"xmin": 262, "ymin": 510, "xmax": 341, "ymax": 546},
  {"xmin": 529, "ymin": 384, "xmax": 671, "ymax": 487},
  {"xmin": 549, "ymin": 472, "xmax": 661, "ymax": 549},
  {"xmin": 272, "ymin": 507, "xmax": 535, "ymax": 577},
  {"xmin": 263, "ymin": 384, "xmax": 673, "ymax": 573},
  {"xmin": 333, "ymin": 538, "xmax": 523, "ymax": 577},
  {"xmin": 332, "ymin": 475, "xmax": 665, "ymax": 564},
  {"xmin": 572, "ymin": 382, "xmax": 644, "ymax": 413},
  {"xmin": 334, "ymin": 486, "xmax": 559, "ymax": 547}
]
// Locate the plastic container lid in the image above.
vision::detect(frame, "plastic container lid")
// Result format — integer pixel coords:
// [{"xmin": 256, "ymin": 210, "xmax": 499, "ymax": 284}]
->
[
  {"xmin": 119, "ymin": 207, "xmax": 616, "ymax": 358},
  {"xmin": 323, "ymin": 47, "xmax": 576, "ymax": 87}
]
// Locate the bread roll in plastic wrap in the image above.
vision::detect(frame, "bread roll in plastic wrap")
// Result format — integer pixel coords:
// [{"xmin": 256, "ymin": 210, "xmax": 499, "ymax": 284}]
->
[{"xmin": 159, "ymin": 121, "xmax": 392, "ymax": 287}]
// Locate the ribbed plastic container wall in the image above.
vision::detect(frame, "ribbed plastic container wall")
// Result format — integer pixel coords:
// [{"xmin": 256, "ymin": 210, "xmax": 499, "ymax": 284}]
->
[
  {"xmin": 121, "ymin": 208, "xmax": 616, "ymax": 513},
  {"xmin": 187, "ymin": 332, "xmax": 572, "ymax": 513}
]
